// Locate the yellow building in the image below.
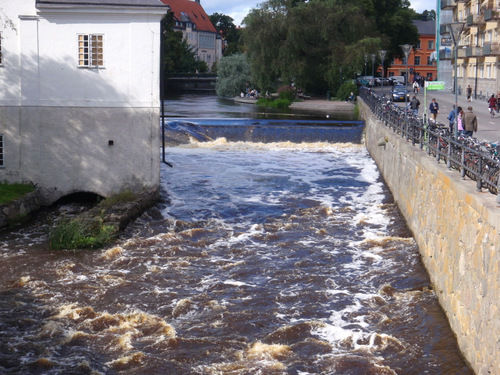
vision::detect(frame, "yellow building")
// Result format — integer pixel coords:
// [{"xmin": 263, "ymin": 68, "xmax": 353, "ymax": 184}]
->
[{"xmin": 441, "ymin": 0, "xmax": 500, "ymax": 98}]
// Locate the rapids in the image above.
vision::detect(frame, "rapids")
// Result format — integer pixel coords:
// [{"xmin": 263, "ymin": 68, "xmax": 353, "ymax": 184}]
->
[{"xmin": 0, "ymin": 94, "xmax": 472, "ymax": 374}]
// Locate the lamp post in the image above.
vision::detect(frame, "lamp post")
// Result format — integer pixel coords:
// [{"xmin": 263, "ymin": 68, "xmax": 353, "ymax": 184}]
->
[
  {"xmin": 379, "ymin": 50, "xmax": 387, "ymax": 91},
  {"xmin": 400, "ymin": 44, "xmax": 412, "ymax": 124},
  {"xmin": 370, "ymin": 54, "xmax": 376, "ymax": 83},
  {"xmin": 364, "ymin": 54, "xmax": 368, "ymax": 77},
  {"xmin": 448, "ymin": 22, "xmax": 465, "ymax": 138}
]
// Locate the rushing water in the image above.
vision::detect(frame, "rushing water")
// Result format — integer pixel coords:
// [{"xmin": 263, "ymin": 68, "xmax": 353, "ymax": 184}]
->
[{"xmin": 0, "ymin": 94, "xmax": 472, "ymax": 374}]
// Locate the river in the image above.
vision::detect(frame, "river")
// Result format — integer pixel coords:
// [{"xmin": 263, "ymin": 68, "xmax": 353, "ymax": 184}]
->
[{"xmin": 0, "ymin": 93, "xmax": 472, "ymax": 374}]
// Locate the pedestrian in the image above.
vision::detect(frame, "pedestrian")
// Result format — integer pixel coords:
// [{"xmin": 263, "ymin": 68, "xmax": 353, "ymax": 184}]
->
[
  {"xmin": 447, "ymin": 105, "xmax": 456, "ymax": 133},
  {"xmin": 463, "ymin": 106, "xmax": 478, "ymax": 137},
  {"xmin": 457, "ymin": 106, "xmax": 464, "ymax": 136},
  {"xmin": 429, "ymin": 98, "xmax": 439, "ymax": 122},
  {"xmin": 496, "ymin": 92, "xmax": 500, "ymax": 113},
  {"xmin": 410, "ymin": 95, "xmax": 420, "ymax": 116},
  {"xmin": 466, "ymin": 85, "xmax": 472, "ymax": 102},
  {"xmin": 412, "ymin": 80, "xmax": 419, "ymax": 94},
  {"xmin": 488, "ymin": 94, "xmax": 497, "ymax": 117}
]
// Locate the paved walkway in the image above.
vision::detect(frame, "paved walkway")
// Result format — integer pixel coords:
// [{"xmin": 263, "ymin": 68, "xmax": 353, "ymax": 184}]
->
[{"xmin": 376, "ymin": 86, "xmax": 500, "ymax": 142}]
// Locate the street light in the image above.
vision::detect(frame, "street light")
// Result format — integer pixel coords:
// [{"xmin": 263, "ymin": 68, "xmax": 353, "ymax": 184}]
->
[
  {"xmin": 379, "ymin": 50, "xmax": 387, "ymax": 91},
  {"xmin": 364, "ymin": 54, "xmax": 368, "ymax": 76},
  {"xmin": 370, "ymin": 54, "xmax": 376, "ymax": 81},
  {"xmin": 448, "ymin": 22, "xmax": 465, "ymax": 138},
  {"xmin": 400, "ymin": 44, "xmax": 412, "ymax": 124}
]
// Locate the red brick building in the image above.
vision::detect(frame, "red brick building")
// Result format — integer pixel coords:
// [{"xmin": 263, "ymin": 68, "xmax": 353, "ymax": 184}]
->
[{"xmin": 386, "ymin": 20, "xmax": 437, "ymax": 83}]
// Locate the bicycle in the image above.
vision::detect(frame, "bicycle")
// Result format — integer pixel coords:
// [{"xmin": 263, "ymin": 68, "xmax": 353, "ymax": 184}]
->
[{"xmin": 489, "ymin": 107, "xmax": 496, "ymax": 118}]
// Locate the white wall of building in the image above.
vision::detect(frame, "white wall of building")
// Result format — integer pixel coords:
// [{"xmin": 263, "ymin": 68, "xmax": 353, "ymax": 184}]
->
[{"xmin": 0, "ymin": 1, "xmax": 166, "ymax": 204}]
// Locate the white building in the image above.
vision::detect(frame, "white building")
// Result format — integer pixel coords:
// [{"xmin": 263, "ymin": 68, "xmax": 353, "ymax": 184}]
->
[
  {"xmin": 0, "ymin": 0, "xmax": 168, "ymax": 204},
  {"xmin": 161, "ymin": 0, "xmax": 222, "ymax": 69}
]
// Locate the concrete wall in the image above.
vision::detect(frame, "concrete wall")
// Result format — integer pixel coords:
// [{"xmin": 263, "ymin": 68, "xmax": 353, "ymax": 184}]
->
[{"xmin": 360, "ymin": 99, "xmax": 499, "ymax": 375}]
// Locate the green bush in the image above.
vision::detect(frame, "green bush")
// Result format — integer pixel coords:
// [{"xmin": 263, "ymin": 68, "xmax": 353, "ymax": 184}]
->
[
  {"xmin": 0, "ymin": 182, "xmax": 35, "ymax": 205},
  {"xmin": 277, "ymin": 86, "xmax": 296, "ymax": 102},
  {"xmin": 50, "ymin": 219, "xmax": 116, "ymax": 250},
  {"xmin": 336, "ymin": 81, "xmax": 358, "ymax": 101},
  {"xmin": 256, "ymin": 98, "xmax": 292, "ymax": 109}
]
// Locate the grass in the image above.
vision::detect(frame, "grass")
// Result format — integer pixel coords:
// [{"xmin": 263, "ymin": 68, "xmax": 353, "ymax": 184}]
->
[
  {"xmin": 49, "ymin": 190, "xmax": 136, "ymax": 250},
  {"xmin": 256, "ymin": 98, "xmax": 293, "ymax": 109},
  {"xmin": 0, "ymin": 182, "xmax": 35, "ymax": 205},
  {"xmin": 49, "ymin": 219, "xmax": 117, "ymax": 250}
]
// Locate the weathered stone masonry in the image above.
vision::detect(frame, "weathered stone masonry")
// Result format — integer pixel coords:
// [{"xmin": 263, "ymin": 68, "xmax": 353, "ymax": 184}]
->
[{"xmin": 360, "ymin": 98, "xmax": 499, "ymax": 375}]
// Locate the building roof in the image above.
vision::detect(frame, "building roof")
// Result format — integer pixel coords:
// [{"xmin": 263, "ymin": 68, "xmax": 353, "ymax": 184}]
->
[
  {"xmin": 36, "ymin": 0, "xmax": 167, "ymax": 7},
  {"xmin": 161, "ymin": 0, "xmax": 216, "ymax": 33},
  {"xmin": 412, "ymin": 20, "xmax": 436, "ymax": 36}
]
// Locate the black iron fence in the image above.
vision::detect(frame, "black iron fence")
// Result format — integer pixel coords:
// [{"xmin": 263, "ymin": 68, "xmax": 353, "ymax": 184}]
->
[{"xmin": 360, "ymin": 88, "xmax": 500, "ymax": 198}]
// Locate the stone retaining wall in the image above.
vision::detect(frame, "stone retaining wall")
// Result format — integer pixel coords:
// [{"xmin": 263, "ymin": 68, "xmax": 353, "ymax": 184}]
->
[
  {"xmin": 360, "ymin": 99, "xmax": 499, "ymax": 375},
  {"xmin": 0, "ymin": 190, "xmax": 42, "ymax": 229}
]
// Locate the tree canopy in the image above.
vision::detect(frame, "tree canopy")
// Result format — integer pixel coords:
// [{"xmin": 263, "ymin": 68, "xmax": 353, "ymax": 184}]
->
[
  {"xmin": 209, "ymin": 13, "xmax": 243, "ymax": 56},
  {"xmin": 242, "ymin": 0, "xmax": 420, "ymax": 94},
  {"xmin": 215, "ymin": 53, "xmax": 252, "ymax": 97}
]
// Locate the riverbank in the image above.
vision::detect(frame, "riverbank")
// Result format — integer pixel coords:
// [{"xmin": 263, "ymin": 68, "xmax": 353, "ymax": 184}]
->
[{"xmin": 290, "ymin": 99, "xmax": 356, "ymax": 115}]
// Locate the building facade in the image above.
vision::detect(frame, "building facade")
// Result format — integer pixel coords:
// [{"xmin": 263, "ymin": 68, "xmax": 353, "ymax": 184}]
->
[
  {"xmin": 440, "ymin": 0, "xmax": 500, "ymax": 99},
  {"xmin": 0, "ymin": 0, "xmax": 168, "ymax": 204},
  {"xmin": 161, "ymin": 0, "xmax": 222, "ymax": 69},
  {"xmin": 387, "ymin": 20, "xmax": 437, "ymax": 83}
]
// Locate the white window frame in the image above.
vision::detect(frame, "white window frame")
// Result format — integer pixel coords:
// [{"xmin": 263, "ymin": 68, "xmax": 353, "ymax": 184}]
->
[
  {"xmin": 0, "ymin": 134, "xmax": 4, "ymax": 168},
  {"xmin": 78, "ymin": 34, "xmax": 104, "ymax": 68}
]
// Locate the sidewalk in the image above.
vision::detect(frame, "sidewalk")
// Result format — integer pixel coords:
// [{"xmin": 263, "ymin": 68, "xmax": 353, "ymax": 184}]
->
[{"xmin": 376, "ymin": 86, "xmax": 500, "ymax": 142}]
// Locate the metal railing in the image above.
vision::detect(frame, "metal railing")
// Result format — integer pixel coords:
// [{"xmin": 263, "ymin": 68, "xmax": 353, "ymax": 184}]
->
[{"xmin": 360, "ymin": 88, "xmax": 500, "ymax": 199}]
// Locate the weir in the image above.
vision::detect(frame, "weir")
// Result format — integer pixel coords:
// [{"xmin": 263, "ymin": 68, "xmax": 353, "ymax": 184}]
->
[{"xmin": 359, "ymin": 97, "xmax": 500, "ymax": 374}]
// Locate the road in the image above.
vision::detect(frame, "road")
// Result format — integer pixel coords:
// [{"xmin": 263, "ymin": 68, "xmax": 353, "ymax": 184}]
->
[{"xmin": 376, "ymin": 85, "xmax": 499, "ymax": 142}]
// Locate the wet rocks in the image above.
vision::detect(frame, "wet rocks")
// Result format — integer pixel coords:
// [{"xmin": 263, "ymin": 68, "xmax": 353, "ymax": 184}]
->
[{"xmin": 0, "ymin": 190, "xmax": 42, "ymax": 229}]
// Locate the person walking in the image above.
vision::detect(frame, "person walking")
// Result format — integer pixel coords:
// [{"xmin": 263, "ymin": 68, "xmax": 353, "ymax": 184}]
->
[
  {"xmin": 466, "ymin": 85, "xmax": 472, "ymax": 102},
  {"xmin": 488, "ymin": 94, "xmax": 497, "ymax": 118},
  {"xmin": 463, "ymin": 106, "xmax": 478, "ymax": 137},
  {"xmin": 457, "ymin": 106, "xmax": 464, "ymax": 136},
  {"xmin": 410, "ymin": 95, "xmax": 420, "ymax": 116},
  {"xmin": 412, "ymin": 80, "xmax": 419, "ymax": 94},
  {"xmin": 429, "ymin": 98, "xmax": 439, "ymax": 122},
  {"xmin": 447, "ymin": 105, "xmax": 456, "ymax": 133}
]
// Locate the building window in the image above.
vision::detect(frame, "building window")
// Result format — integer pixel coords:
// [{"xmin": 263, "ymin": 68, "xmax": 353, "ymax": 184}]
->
[
  {"xmin": 0, "ymin": 135, "xmax": 4, "ymax": 167},
  {"xmin": 415, "ymin": 56, "xmax": 420, "ymax": 65},
  {"xmin": 78, "ymin": 34, "xmax": 104, "ymax": 67},
  {"xmin": 428, "ymin": 41, "xmax": 434, "ymax": 50},
  {"xmin": 198, "ymin": 33, "xmax": 215, "ymax": 49},
  {"xmin": 416, "ymin": 40, "xmax": 421, "ymax": 49}
]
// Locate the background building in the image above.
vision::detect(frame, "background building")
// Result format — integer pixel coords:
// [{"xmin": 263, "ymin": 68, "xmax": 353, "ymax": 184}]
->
[
  {"xmin": 387, "ymin": 20, "xmax": 437, "ymax": 83},
  {"xmin": 161, "ymin": 0, "xmax": 222, "ymax": 70},
  {"xmin": 440, "ymin": 0, "xmax": 500, "ymax": 99}
]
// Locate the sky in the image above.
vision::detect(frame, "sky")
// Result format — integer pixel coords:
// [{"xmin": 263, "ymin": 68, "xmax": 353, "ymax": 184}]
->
[{"xmin": 202, "ymin": 0, "xmax": 437, "ymax": 27}]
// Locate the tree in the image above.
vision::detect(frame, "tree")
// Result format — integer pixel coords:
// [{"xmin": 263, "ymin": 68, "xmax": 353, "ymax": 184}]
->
[
  {"xmin": 161, "ymin": 13, "xmax": 206, "ymax": 78},
  {"xmin": 209, "ymin": 12, "xmax": 243, "ymax": 56},
  {"xmin": 242, "ymin": 0, "xmax": 419, "ymax": 95},
  {"xmin": 215, "ymin": 53, "xmax": 252, "ymax": 97}
]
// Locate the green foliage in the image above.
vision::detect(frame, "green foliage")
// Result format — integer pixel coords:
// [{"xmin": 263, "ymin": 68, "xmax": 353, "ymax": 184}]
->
[
  {"xmin": 256, "ymin": 97, "xmax": 292, "ymax": 109},
  {"xmin": 215, "ymin": 53, "xmax": 252, "ymax": 97},
  {"xmin": 336, "ymin": 81, "xmax": 358, "ymax": 101},
  {"xmin": 209, "ymin": 13, "xmax": 243, "ymax": 56},
  {"xmin": 277, "ymin": 86, "xmax": 296, "ymax": 101},
  {"xmin": 161, "ymin": 13, "xmax": 200, "ymax": 77},
  {"xmin": 49, "ymin": 219, "xmax": 116, "ymax": 250},
  {"xmin": 242, "ymin": 0, "xmax": 419, "ymax": 95},
  {"xmin": 0, "ymin": 182, "xmax": 35, "ymax": 205}
]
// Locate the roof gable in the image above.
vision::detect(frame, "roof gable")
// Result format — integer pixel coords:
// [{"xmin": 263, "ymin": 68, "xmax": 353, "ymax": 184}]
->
[{"xmin": 161, "ymin": 0, "xmax": 216, "ymax": 33}]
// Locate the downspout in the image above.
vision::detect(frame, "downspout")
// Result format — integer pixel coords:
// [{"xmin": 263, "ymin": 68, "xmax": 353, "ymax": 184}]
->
[{"xmin": 160, "ymin": 18, "xmax": 173, "ymax": 168}]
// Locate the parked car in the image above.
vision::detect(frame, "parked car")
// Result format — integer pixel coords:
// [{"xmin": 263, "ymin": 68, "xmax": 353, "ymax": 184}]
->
[
  {"xmin": 389, "ymin": 76, "xmax": 406, "ymax": 86},
  {"xmin": 356, "ymin": 76, "xmax": 375, "ymax": 87},
  {"xmin": 390, "ymin": 85, "xmax": 410, "ymax": 102},
  {"xmin": 375, "ymin": 77, "xmax": 390, "ymax": 86}
]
